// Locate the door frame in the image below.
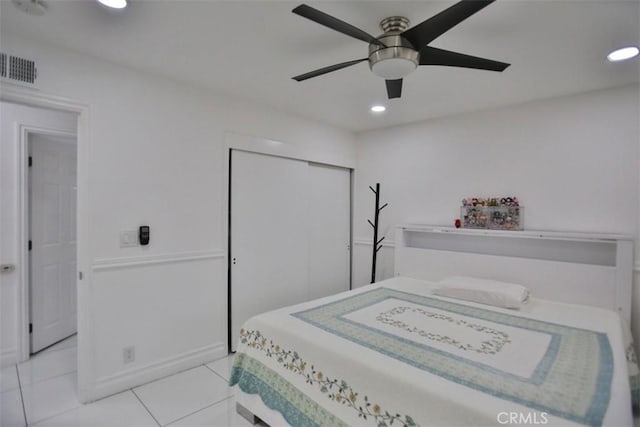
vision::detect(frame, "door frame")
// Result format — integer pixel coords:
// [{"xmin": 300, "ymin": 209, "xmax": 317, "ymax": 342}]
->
[
  {"xmin": 1, "ymin": 85, "xmax": 93, "ymax": 402},
  {"xmin": 23, "ymin": 126, "xmax": 77, "ymax": 354},
  {"xmin": 223, "ymin": 132, "xmax": 355, "ymax": 352}
]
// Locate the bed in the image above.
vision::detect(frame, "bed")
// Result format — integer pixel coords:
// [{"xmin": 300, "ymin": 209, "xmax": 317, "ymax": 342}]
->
[{"xmin": 230, "ymin": 225, "xmax": 637, "ymax": 426}]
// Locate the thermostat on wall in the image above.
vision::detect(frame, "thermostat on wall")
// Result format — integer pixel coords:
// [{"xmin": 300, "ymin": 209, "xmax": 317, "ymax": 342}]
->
[{"xmin": 139, "ymin": 226, "xmax": 150, "ymax": 246}]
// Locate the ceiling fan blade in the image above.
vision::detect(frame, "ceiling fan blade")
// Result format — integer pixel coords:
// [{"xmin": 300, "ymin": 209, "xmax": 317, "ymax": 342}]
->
[
  {"xmin": 419, "ymin": 46, "xmax": 509, "ymax": 71},
  {"xmin": 292, "ymin": 58, "xmax": 368, "ymax": 82},
  {"xmin": 385, "ymin": 79, "xmax": 403, "ymax": 99},
  {"xmin": 402, "ymin": 0, "xmax": 495, "ymax": 48},
  {"xmin": 293, "ymin": 4, "xmax": 385, "ymax": 47}
]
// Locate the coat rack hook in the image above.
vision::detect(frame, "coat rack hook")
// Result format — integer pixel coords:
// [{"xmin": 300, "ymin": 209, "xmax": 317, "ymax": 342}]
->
[{"xmin": 369, "ymin": 182, "xmax": 387, "ymax": 284}]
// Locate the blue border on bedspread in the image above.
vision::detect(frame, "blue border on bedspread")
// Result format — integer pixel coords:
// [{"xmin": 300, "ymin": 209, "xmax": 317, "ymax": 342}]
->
[
  {"xmin": 231, "ymin": 368, "xmax": 315, "ymax": 427},
  {"xmin": 292, "ymin": 287, "xmax": 613, "ymax": 426}
]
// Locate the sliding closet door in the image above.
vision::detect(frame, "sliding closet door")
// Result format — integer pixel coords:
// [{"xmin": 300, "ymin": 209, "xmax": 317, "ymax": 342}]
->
[
  {"xmin": 230, "ymin": 150, "xmax": 309, "ymax": 350},
  {"xmin": 307, "ymin": 163, "xmax": 350, "ymax": 300}
]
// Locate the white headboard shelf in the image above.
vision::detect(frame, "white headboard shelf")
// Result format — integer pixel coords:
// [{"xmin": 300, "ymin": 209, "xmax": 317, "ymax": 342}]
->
[{"xmin": 395, "ymin": 225, "xmax": 634, "ymax": 320}]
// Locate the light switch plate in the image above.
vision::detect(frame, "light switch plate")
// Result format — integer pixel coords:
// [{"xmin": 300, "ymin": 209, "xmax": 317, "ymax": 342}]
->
[
  {"xmin": 1, "ymin": 264, "xmax": 16, "ymax": 273},
  {"xmin": 120, "ymin": 230, "xmax": 139, "ymax": 248}
]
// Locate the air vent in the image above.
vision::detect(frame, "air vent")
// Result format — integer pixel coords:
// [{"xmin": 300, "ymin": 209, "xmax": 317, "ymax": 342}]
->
[
  {"xmin": 0, "ymin": 53, "xmax": 6, "ymax": 78},
  {"xmin": 1, "ymin": 52, "xmax": 38, "ymax": 88}
]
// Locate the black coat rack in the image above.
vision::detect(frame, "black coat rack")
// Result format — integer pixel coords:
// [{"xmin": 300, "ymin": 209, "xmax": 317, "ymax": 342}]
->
[{"xmin": 368, "ymin": 183, "xmax": 388, "ymax": 284}]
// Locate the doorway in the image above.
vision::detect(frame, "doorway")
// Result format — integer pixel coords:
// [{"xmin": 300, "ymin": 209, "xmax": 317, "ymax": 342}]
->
[
  {"xmin": 0, "ymin": 90, "xmax": 91, "ymax": 403},
  {"xmin": 28, "ymin": 132, "xmax": 78, "ymax": 354}
]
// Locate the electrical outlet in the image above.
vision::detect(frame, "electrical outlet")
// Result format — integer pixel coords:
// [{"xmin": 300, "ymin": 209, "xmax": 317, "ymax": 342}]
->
[{"xmin": 123, "ymin": 346, "xmax": 135, "ymax": 364}]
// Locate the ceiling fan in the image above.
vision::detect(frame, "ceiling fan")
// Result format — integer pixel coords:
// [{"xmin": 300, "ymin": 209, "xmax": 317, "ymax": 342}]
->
[{"xmin": 292, "ymin": 0, "xmax": 510, "ymax": 99}]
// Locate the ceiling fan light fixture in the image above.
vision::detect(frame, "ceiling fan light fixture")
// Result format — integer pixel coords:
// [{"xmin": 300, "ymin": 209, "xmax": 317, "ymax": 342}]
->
[
  {"xmin": 371, "ymin": 57, "xmax": 418, "ymax": 79},
  {"xmin": 607, "ymin": 46, "xmax": 639, "ymax": 62},
  {"xmin": 368, "ymin": 34, "xmax": 419, "ymax": 80},
  {"xmin": 97, "ymin": 0, "xmax": 127, "ymax": 9}
]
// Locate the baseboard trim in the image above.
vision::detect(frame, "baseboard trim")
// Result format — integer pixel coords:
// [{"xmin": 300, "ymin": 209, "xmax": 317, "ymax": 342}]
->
[
  {"xmin": 92, "ymin": 250, "xmax": 224, "ymax": 271},
  {"xmin": 0, "ymin": 347, "xmax": 18, "ymax": 368},
  {"xmin": 87, "ymin": 342, "xmax": 226, "ymax": 403}
]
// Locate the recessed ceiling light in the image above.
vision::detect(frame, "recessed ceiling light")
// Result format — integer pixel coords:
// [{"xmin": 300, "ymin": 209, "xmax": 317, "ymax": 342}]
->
[
  {"xmin": 371, "ymin": 105, "xmax": 386, "ymax": 113},
  {"xmin": 607, "ymin": 46, "xmax": 639, "ymax": 62},
  {"xmin": 97, "ymin": 0, "xmax": 127, "ymax": 9}
]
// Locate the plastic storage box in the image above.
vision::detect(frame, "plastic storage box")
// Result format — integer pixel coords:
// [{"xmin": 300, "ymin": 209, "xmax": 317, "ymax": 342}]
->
[{"xmin": 461, "ymin": 206, "xmax": 523, "ymax": 230}]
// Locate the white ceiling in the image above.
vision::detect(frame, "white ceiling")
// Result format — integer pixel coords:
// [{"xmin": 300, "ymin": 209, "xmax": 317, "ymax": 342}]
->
[{"xmin": 1, "ymin": 0, "xmax": 639, "ymax": 132}]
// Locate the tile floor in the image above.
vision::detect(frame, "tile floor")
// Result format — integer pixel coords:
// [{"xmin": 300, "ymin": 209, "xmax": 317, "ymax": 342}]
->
[
  {"xmin": 2, "ymin": 337, "xmax": 639, "ymax": 426},
  {"xmin": 0, "ymin": 336, "xmax": 255, "ymax": 426}
]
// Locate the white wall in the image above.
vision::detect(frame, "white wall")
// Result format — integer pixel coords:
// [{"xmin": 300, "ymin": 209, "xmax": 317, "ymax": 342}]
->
[
  {"xmin": 353, "ymin": 84, "xmax": 640, "ymax": 340},
  {"xmin": 0, "ymin": 102, "xmax": 78, "ymax": 366},
  {"xmin": 0, "ymin": 33, "xmax": 356, "ymax": 401}
]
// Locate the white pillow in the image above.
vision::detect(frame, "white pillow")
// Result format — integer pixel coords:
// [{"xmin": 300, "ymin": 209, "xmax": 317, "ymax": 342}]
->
[{"xmin": 433, "ymin": 276, "xmax": 530, "ymax": 309}]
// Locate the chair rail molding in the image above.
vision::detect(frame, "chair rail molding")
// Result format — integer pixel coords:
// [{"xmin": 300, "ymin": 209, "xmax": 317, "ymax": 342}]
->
[
  {"xmin": 354, "ymin": 237, "xmax": 395, "ymax": 248},
  {"xmin": 92, "ymin": 250, "xmax": 225, "ymax": 271}
]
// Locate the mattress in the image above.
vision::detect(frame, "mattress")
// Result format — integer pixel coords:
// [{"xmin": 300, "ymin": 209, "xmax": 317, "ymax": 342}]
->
[{"xmin": 230, "ymin": 276, "xmax": 633, "ymax": 426}]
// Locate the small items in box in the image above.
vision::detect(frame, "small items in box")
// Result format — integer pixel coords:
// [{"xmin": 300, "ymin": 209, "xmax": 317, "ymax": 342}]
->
[
  {"xmin": 462, "ymin": 197, "xmax": 519, "ymax": 207},
  {"xmin": 487, "ymin": 206, "xmax": 523, "ymax": 230},
  {"xmin": 460, "ymin": 196, "xmax": 523, "ymax": 230},
  {"xmin": 461, "ymin": 206, "xmax": 488, "ymax": 229}
]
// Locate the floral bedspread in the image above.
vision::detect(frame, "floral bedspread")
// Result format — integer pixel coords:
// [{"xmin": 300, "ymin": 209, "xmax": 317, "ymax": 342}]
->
[{"xmin": 230, "ymin": 277, "xmax": 631, "ymax": 427}]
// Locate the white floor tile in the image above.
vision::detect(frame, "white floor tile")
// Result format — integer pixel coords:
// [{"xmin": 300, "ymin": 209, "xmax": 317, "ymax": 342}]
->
[
  {"xmin": 169, "ymin": 396, "xmax": 259, "ymax": 427},
  {"xmin": 134, "ymin": 366, "xmax": 232, "ymax": 426},
  {"xmin": 31, "ymin": 390, "xmax": 157, "ymax": 427},
  {"xmin": 206, "ymin": 354, "xmax": 235, "ymax": 382},
  {"xmin": 1, "ymin": 366, "xmax": 20, "ymax": 393},
  {"xmin": 18, "ymin": 347, "xmax": 77, "ymax": 386},
  {"xmin": 1, "ymin": 388, "xmax": 26, "ymax": 427},
  {"xmin": 21, "ymin": 372, "xmax": 80, "ymax": 424}
]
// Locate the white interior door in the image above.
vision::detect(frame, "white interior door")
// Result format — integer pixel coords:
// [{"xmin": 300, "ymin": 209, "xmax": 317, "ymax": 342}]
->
[
  {"xmin": 230, "ymin": 150, "xmax": 309, "ymax": 350},
  {"xmin": 307, "ymin": 163, "xmax": 351, "ymax": 300},
  {"xmin": 30, "ymin": 134, "xmax": 77, "ymax": 353}
]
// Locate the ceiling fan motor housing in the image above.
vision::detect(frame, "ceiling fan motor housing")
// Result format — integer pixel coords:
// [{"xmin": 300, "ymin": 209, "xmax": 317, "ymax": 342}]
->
[{"xmin": 368, "ymin": 17, "xmax": 419, "ymax": 79}]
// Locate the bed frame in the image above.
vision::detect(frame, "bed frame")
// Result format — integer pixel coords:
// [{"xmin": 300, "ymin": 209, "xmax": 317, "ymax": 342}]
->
[
  {"xmin": 395, "ymin": 224, "xmax": 634, "ymax": 321},
  {"xmin": 236, "ymin": 224, "xmax": 635, "ymax": 424}
]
